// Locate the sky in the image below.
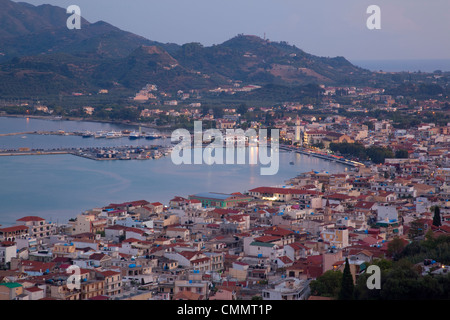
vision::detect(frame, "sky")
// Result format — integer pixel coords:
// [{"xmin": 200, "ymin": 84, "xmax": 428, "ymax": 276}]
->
[{"xmin": 16, "ymin": 0, "xmax": 450, "ymax": 61}]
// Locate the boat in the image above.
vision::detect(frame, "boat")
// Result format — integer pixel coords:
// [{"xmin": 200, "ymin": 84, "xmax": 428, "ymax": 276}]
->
[
  {"xmin": 94, "ymin": 131, "xmax": 106, "ymax": 138},
  {"xmin": 144, "ymin": 132, "xmax": 161, "ymax": 140},
  {"xmin": 106, "ymin": 131, "xmax": 122, "ymax": 139},
  {"xmin": 129, "ymin": 131, "xmax": 141, "ymax": 140},
  {"xmin": 82, "ymin": 131, "xmax": 93, "ymax": 138}
]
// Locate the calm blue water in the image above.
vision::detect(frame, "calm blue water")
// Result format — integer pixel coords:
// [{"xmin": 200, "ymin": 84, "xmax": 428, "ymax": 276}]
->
[
  {"xmin": 351, "ymin": 59, "xmax": 450, "ymax": 73},
  {"xmin": 0, "ymin": 117, "xmax": 167, "ymax": 150},
  {"xmin": 0, "ymin": 117, "xmax": 347, "ymax": 226}
]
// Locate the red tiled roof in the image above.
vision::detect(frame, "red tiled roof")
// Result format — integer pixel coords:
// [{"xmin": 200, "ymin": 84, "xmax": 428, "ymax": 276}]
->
[
  {"xmin": 105, "ymin": 225, "xmax": 127, "ymax": 231},
  {"xmin": 89, "ymin": 253, "xmax": 109, "ymax": 261},
  {"xmin": 125, "ymin": 227, "xmax": 147, "ymax": 235},
  {"xmin": 16, "ymin": 216, "xmax": 45, "ymax": 222},
  {"xmin": 0, "ymin": 241, "xmax": 16, "ymax": 246},
  {"xmin": 307, "ymin": 255, "xmax": 323, "ymax": 265},
  {"xmin": 191, "ymin": 257, "xmax": 210, "ymax": 264},
  {"xmin": 173, "ymin": 291, "xmax": 203, "ymax": 301},
  {"xmin": 122, "ymin": 238, "xmax": 141, "ymax": 243},
  {"xmin": 213, "ymin": 208, "xmax": 241, "ymax": 215},
  {"xmin": 264, "ymin": 226, "xmax": 295, "ymax": 237},
  {"xmin": 20, "ymin": 260, "xmax": 56, "ymax": 272},
  {"xmin": 177, "ymin": 251, "xmax": 197, "ymax": 260},
  {"xmin": 151, "ymin": 202, "xmax": 164, "ymax": 207},
  {"xmin": 225, "ymin": 214, "xmax": 248, "ymax": 222},
  {"xmin": 354, "ymin": 201, "xmax": 377, "ymax": 210},
  {"xmin": 326, "ymin": 193, "xmax": 354, "ymax": 200},
  {"xmin": 99, "ymin": 270, "xmax": 121, "ymax": 277},
  {"xmin": 0, "ymin": 225, "xmax": 29, "ymax": 233},
  {"xmin": 287, "ymin": 242, "xmax": 309, "ymax": 251},
  {"xmin": 25, "ymin": 286, "xmax": 43, "ymax": 293},
  {"xmin": 254, "ymin": 235, "xmax": 281, "ymax": 243},
  {"xmin": 108, "ymin": 200, "xmax": 150, "ymax": 208},
  {"xmin": 249, "ymin": 187, "xmax": 321, "ymax": 196},
  {"xmin": 277, "ymin": 256, "xmax": 293, "ymax": 264}
]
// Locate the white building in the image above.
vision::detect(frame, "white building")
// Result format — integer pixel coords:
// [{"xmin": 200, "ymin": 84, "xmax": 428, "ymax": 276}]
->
[
  {"xmin": 0, "ymin": 241, "xmax": 17, "ymax": 267},
  {"xmin": 262, "ymin": 278, "xmax": 311, "ymax": 300}
]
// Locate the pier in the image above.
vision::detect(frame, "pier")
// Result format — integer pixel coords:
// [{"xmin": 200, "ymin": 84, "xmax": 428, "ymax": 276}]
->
[
  {"xmin": 0, "ymin": 145, "xmax": 172, "ymax": 161},
  {"xmin": 280, "ymin": 144, "xmax": 364, "ymax": 167}
]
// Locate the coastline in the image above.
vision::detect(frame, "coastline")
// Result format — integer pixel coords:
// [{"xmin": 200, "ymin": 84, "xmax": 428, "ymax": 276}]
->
[{"xmin": 0, "ymin": 113, "xmax": 170, "ymax": 132}]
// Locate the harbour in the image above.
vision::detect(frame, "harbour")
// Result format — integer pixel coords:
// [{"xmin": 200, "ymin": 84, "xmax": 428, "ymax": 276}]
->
[{"xmin": 0, "ymin": 116, "xmax": 348, "ymax": 226}]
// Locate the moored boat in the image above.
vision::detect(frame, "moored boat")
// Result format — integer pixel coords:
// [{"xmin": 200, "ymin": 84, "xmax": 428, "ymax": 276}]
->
[{"xmin": 129, "ymin": 131, "xmax": 141, "ymax": 140}]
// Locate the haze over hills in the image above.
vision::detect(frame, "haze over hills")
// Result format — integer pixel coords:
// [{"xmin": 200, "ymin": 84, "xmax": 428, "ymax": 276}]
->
[{"xmin": 0, "ymin": 0, "xmax": 374, "ymax": 98}]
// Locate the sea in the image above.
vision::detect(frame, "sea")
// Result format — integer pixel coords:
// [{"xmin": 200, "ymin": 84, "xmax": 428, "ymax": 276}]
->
[
  {"xmin": 351, "ymin": 59, "xmax": 450, "ymax": 73},
  {"xmin": 0, "ymin": 116, "xmax": 348, "ymax": 227}
]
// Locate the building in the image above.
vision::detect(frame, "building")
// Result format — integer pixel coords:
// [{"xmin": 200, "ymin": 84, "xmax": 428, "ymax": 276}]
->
[
  {"xmin": 173, "ymin": 275, "xmax": 210, "ymax": 300},
  {"xmin": 0, "ymin": 241, "xmax": 17, "ymax": 267},
  {"xmin": 189, "ymin": 192, "xmax": 253, "ymax": 209},
  {"xmin": 248, "ymin": 187, "xmax": 321, "ymax": 202},
  {"xmin": 166, "ymin": 227, "xmax": 190, "ymax": 241},
  {"xmin": 96, "ymin": 270, "xmax": 122, "ymax": 297},
  {"xmin": 0, "ymin": 283, "xmax": 24, "ymax": 300},
  {"xmin": 52, "ymin": 243, "xmax": 76, "ymax": 258},
  {"xmin": 262, "ymin": 278, "xmax": 310, "ymax": 300},
  {"xmin": 80, "ymin": 280, "xmax": 105, "ymax": 300},
  {"xmin": 15, "ymin": 216, "xmax": 55, "ymax": 242},
  {"xmin": 320, "ymin": 227, "xmax": 349, "ymax": 248},
  {"xmin": 0, "ymin": 225, "xmax": 29, "ymax": 242}
]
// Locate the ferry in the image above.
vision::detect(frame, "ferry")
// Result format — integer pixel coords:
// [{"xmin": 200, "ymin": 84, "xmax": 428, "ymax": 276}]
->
[
  {"xmin": 106, "ymin": 131, "xmax": 122, "ymax": 139},
  {"xmin": 82, "ymin": 131, "xmax": 93, "ymax": 138},
  {"xmin": 144, "ymin": 132, "xmax": 161, "ymax": 140},
  {"xmin": 94, "ymin": 131, "xmax": 106, "ymax": 138},
  {"xmin": 129, "ymin": 131, "xmax": 141, "ymax": 140}
]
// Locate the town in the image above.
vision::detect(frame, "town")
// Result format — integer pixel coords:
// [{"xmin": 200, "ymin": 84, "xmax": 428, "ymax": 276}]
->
[
  {"xmin": 3, "ymin": 76, "xmax": 450, "ymax": 300},
  {"xmin": 2, "ymin": 77, "xmax": 450, "ymax": 301}
]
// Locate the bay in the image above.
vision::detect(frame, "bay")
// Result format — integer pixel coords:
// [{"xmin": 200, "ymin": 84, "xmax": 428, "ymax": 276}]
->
[{"xmin": 0, "ymin": 117, "xmax": 348, "ymax": 226}]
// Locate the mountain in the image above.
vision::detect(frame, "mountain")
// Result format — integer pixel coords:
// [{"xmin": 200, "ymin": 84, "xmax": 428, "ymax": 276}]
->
[
  {"xmin": 172, "ymin": 35, "xmax": 370, "ymax": 86},
  {"xmin": 0, "ymin": 0, "xmax": 179, "ymax": 61},
  {"xmin": 0, "ymin": 0, "xmax": 373, "ymax": 99}
]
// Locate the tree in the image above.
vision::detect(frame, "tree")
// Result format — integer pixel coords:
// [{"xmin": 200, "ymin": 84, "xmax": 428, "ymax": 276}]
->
[
  {"xmin": 433, "ymin": 206, "xmax": 442, "ymax": 227},
  {"xmin": 338, "ymin": 258, "xmax": 354, "ymax": 300},
  {"xmin": 213, "ymin": 107, "xmax": 224, "ymax": 119},
  {"xmin": 387, "ymin": 237, "xmax": 406, "ymax": 260},
  {"xmin": 395, "ymin": 149, "xmax": 409, "ymax": 159},
  {"xmin": 309, "ymin": 270, "xmax": 342, "ymax": 298},
  {"xmin": 237, "ymin": 104, "xmax": 248, "ymax": 116},
  {"xmin": 408, "ymin": 219, "xmax": 425, "ymax": 240}
]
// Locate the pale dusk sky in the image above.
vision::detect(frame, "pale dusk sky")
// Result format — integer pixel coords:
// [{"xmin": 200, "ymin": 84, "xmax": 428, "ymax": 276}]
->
[{"xmin": 15, "ymin": 0, "xmax": 450, "ymax": 61}]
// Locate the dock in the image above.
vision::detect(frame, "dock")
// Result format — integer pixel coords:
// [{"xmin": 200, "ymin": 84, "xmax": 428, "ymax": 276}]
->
[
  {"xmin": 280, "ymin": 145, "xmax": 364, "ymax": 167},
  {"xmin": 0, "ymin": 145, "xmax": 172, "ymax": 161}
]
